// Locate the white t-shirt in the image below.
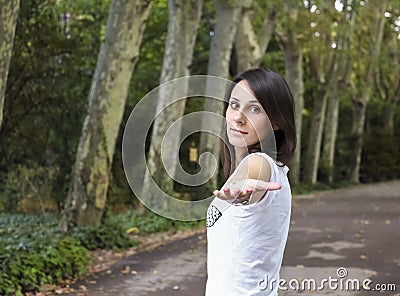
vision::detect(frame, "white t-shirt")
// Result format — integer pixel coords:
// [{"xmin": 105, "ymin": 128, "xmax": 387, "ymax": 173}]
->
[{"xmin": 206, "ymin": 152, "xmax": 291, "ymax": 296}]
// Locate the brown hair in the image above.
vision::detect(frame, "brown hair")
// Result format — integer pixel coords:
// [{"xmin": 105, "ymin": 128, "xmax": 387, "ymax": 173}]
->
[{"xmin": 221, "ymin": 68, "xmax": 296, "ymax": 179}]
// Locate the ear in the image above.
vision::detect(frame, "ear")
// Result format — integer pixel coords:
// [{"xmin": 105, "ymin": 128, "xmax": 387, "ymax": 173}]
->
[{"xmin": 273, "ymin": 125, "xmax": 279, "ymax": 131}]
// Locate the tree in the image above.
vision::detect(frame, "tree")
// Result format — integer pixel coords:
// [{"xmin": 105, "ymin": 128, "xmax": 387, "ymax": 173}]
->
[
  {"xmin": 275, "ymin": 1, "xmax": 306, "ymax": 185},
  {"xmin": 349, "ymin": 1, "xmax": 387, "ymax": 182},
  {"xmin": 304, "ymin": 2, "xmax": 356, "ymax": 184},
  {"xmin": 140, "ymin": 0, "xmax": 203, "ymax": 208},
  {"xmin": 60, "ymin": 0, "xmax": 153, "ymax": 230},
  {"xmin": 303, "ymin": 3, "xmax": 333, "ymax": 184},
  {"xmin": 0, "ymin": 0, "xmax": 111, "ymax": 212},
  {"xmin": 234, "ymin": 0, "xmax": 279, "ymax": 73},
  {"xmin": 0, "ymin": 0, "xmax": 20, "ymax": 129},
  {"xmin": 375, "ymin": 29, "xmax": 400, "ymax": 136},
  {"xmin": 199, "ymin": 0, "xmax": 242, "ymax": 189},
  {"xmin": 321, "ymin": 3, "xmax": 356, "ymax": 183}
]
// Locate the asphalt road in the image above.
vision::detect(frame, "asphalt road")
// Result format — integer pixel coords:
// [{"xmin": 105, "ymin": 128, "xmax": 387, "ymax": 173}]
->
[{"xmin": 71, "ymin": 180, "xmax": 400, "ymax": 296}]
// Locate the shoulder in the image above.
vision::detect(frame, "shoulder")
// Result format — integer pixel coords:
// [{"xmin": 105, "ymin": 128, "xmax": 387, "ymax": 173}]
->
[{"xmin": 236, "ymin": 153, "xmax": 272, "ymax": 183}]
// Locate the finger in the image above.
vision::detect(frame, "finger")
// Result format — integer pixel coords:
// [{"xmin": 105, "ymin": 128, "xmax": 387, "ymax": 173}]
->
[
  {"xmin": 235, "ymin": 189, "xmax": 252, "ymax": 199},
  {"xmin": 223, "ymin": 188, "xmax": 232, "ymax": 199},
  {"xmin": 244, "ymin": 188, "xmax": 253, "ymax": 195},
  {"xmin": 235, "ymin": 190, "xmax": 252, "ymax": 203},
  {"xmin": 233, "ymin": 189, "xmax": 241, "ymax": 199},
  {"xmin": 214, "ymin": 190, "xmax": 226, "ymax": 200},
  {"xmin": 265, "ymin": 182, "xmax": 281, "ymax": 190}
]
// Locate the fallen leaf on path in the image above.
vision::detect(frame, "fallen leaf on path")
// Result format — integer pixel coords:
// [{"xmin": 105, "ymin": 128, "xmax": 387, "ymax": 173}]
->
[{"xmin": 121, "ymin": 265, "xmax": 131, "ymax": 274}]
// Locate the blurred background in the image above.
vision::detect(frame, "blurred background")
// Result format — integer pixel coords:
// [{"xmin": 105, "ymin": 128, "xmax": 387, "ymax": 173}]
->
[{"xmin": 0, "ymin": 0, "xmax": 399, "ymax": 294}]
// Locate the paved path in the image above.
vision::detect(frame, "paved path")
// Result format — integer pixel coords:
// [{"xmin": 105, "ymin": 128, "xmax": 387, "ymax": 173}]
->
[{"xmin": 71, "ymin": 180, "xmax": 400, "ymax": 296}]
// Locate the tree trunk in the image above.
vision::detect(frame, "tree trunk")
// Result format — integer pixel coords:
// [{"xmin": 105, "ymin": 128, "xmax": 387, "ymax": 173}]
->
[
  {"xmin": 275, "ymin": 4, "xmax": 304, "ymax": 185},
  {"xmin": 141, "ymin": 0, "xmax": 203, "ymax": 206},
  {"xmin": 382, "ymin": 98, "xmax": 399, "ymax": 136},
  {"xmin": 350, "ymin": 96, "xmax": 368, "ymax": 182},
  {"xmin": 304, "ymin": 89, "xmax": 328, "ymax": 184},
  {"xmin": 305, "ymin": 4, "xmax": 355, "ymax": 184},
  {"xmin": 283, "ymin": 47, "xmax": 304, "ymax": 185},
  {"xmin": 321, "ymin": 84, "xmax": 340, "ymax": 183},
  {"xmin": 199, "ymin": 0, "xmax": 241, "ymax": 189},
  {"xmin": 349, "ymin": 1, "xmax": 386, "ymax": 182},
  {"xmin": 0, "ymin": 0, "xmax": 20, "ymax": 129},
  {"xmin": 376, "ymin": 31, "xmax": 399, "ymax": 137},
  {"xmin": 321, "ymin": 5, "xmax": 356, "ymax": 184},
  {"xmin": 304, "ymin": 41, "xmax": 332, "ymax": 184},
  {"xmin": 234, "ymin": 0, "xmax": 278, "ymax": 73},
  {"xmin": 60, "ymin": 0, "xmax": 153, "ymax": 230}
]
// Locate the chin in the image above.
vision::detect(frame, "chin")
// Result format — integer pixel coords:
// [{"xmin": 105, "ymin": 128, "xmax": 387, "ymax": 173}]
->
[{"xmin": 227, "ymin": 137, "xmax": 248, "ymax": 148}]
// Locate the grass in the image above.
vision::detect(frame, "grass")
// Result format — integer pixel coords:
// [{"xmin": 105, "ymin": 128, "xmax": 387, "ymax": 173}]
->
[{"xmin": 291, "ymin": 180, "xmax": 358, "ymax": 196}]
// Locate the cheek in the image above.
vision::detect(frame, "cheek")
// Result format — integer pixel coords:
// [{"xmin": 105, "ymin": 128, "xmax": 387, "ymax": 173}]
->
[
  {"xmin": 225, "ymin": 109, "xmax": 233, "ymax": 121},
  {"xmin": 248, "ymin": 117, "xmax": 269, "ymax": 139}
]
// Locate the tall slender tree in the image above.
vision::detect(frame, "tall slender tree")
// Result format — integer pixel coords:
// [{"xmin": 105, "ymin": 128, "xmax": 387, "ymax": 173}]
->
[
  {"xmin": 375, "ymin": 31, "xmax": 400, "ymax": 136},
  {"xmin": 234, "ymin": 0, "xmax": 279, "ymax": 73},
  {"xmin": 199, "ymin": 0, "xmax": 242, "ymax": 189},
  {"xmin": 0, "ymin": 0, "xmax": 20, "ymax": 129},
  {"xmin": 275, "ymin": 1, "xmax": 305, "ymax": 185},
  {"xmin": 141, "ymin": 0, "xmax": 203, "ymax": 206},
  {"xmin": 60, "ymin": 0, "xmax": 153, "ymax": 230},
  {"xmin": 349, "ymin": 1, "xmax": 387, "ymax": 182},
  {"xmin": 303, "ymin": 4, "xmax": 334, "ymax": 184},
  {"xmin": 304, "ymin": 2, "xmax": 356, "ymax": 184},
  {"xmin": 321, "ymin": 3, "xmax": 356, "ymax": 183}
]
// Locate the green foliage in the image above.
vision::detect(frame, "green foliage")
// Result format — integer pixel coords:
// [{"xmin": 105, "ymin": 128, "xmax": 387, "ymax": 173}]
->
[
  {"xmin": 0, "ymin": 169, "xmax": 23, "ymax": 212},
  {"xmin": 111, "ymin": 209, "xmax": 204, "ymax": 235},
  {"xmin": 0, "ymin": 163, "xmax": 59, "ymax": 213},
  {"xmin": 0, "ymin": 212, "xmax": 139, "ymax": 295},
  {"xmin": 0, "ymin": 0, "xmax": 110, "ymax": 209},
  {"xmin": 292, "ymin": 180, "xmax": 357, "ymax": 196},
  {"xmin": 0, "ymin": 214, "xmax": 88, "ymax": 295},
  {"xmin": 71, "ymin": 219, "xmax": 139, "ymax": 250},
  {"xmin": 1, "ymin": 0, "xmax": 399, "ymax": 219},
  {"xmin": 361, "ymin": 132, "xmax": 400, "ymax": 182}
]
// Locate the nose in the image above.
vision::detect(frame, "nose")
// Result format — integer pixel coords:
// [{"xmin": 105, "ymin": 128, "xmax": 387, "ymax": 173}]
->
[{"xmin": 233, "ymin": 109, "xmax": 246, "ymax": 124}]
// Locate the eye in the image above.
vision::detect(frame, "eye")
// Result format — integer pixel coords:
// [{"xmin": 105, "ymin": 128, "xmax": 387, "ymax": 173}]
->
[
  {"xmin": 229, "ymin": 101, "xmax": 240, "ymax": 109},
  {"xmin": 250, "ymin": 105, "xmax": 261, "ymax": 113}
]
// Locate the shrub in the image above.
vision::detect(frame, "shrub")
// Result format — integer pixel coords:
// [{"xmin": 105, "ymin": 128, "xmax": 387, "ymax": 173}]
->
[
  {"xmin": 111, "ymin": 209, "xmax": 204, "ymax": 235},
  {"xmin": 71, "ymin": 219, "xmax": 139, "ymax": 250},
  {"xmin": 0, "ymin": 208, "xmax": 203, "ymax": 295},
  {"xmin": 0, "ymin": 214, "xmax": 88, "ymax": 295}
]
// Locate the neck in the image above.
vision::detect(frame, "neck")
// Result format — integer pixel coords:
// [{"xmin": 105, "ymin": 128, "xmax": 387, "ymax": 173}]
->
[{"xmin": 234, "ymin": 146, "xmax": 248, "ymax": 167}]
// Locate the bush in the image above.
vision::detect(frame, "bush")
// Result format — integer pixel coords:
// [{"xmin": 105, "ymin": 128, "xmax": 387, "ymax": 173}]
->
[
  {"xmin": 361, "ymin": 132, "xmax": 400, "ymax": 182},
  {"xmin": 0, "ymin": 214, "xmax": 88, "ymax": 296},
  {"xmin": 0, "ymin": 208, "xmax": 203, "ymax": 295},
  {"xmin": 111, "ymin": 209, "xmax": 205, "ymax": 235},
  {"xmin": 71, "ymin": 219, "xmax": 139, "ymax": 250},
  {"xmin": 0, "ymin": 163, "xmax": 59, "ymax": 213}
]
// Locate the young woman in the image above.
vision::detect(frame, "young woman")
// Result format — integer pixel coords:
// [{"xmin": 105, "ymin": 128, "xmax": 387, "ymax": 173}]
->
[{"xmin": 206, "ymin": 68, "xmax": 296, "ymax": 296}]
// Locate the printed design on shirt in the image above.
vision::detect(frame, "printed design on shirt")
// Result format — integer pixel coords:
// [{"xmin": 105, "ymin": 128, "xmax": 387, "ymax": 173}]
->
[{"xmin": 206, "ymin": 205, "xmax": 222, "ymax": 227}]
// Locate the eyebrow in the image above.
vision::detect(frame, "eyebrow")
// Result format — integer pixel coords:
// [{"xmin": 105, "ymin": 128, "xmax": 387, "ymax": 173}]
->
[{"xmin": 230, "ymin": 97, "xmax": 259, "ymax": 103}]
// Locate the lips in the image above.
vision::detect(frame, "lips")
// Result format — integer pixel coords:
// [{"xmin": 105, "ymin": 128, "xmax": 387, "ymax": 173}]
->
[{"xmin": 230, "ymin": 128, "xmax": 248, "ymax": 135}]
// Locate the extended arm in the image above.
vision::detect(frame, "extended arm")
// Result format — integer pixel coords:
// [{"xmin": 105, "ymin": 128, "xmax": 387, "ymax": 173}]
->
[{"xmin": 213, "ymin": 154, "xmax": 281, "ymax": 205}]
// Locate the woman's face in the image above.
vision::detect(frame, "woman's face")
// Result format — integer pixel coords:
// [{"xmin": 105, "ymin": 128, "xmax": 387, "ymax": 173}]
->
[{"xmin": 226, "ymin": 80, "xmax": 270, "ymax": 148}]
